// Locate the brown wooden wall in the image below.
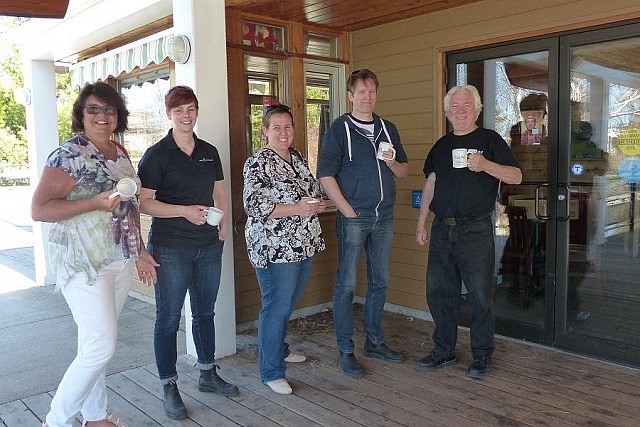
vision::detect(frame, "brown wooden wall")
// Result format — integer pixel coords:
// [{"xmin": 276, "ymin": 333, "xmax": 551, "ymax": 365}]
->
[
  {"xmin": 349, "ymin": 0, "xmax": 640, "ymax": 312},
  {"xmin": 226, "ymin": 10, "xmax": 347, "ymax": 324}
]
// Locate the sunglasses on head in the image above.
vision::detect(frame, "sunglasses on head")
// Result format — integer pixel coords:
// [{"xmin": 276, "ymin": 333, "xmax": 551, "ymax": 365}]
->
[
  {"xmin": 264, "ymin": 104, "xmax": 291, "ymax": 115},
  {"xmin": 84, "ymin": 105, "xmax": 117, "ymax": 116}
]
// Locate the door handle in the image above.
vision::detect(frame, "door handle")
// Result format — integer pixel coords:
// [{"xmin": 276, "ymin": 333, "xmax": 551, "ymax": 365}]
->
[
  {"xmin": 535, "ymin": 183, "xmax": 550, "ymax": 220},
  {"xmin": 557, "ymin": 183, "xmax": 571, "ymax": 221}
]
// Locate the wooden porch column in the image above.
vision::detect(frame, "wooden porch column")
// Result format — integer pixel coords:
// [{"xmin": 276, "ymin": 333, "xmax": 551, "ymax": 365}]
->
[
  {"xmin": 24, "ymin": 59, "xmax": 58, "ymax": 286},
  {"xmin": 172, "ymin": 0, "xmax": 237, "ymax": 358}
]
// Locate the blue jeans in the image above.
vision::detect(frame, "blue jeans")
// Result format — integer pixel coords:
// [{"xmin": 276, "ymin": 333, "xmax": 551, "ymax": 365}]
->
[
  {"xmin": 149, "ymin": 240, "xmax": 223, "ymax": 384},
  {"xmin": 333, "ymin": 213, "xmax": 393, "ymax": 353},
  {"xmin": 255, "ymin": 257, "xmax": 313, "ymax": 382},
  {"xmin": 427, "ymin": 216, "xmax": 495, "ymax": 360}
]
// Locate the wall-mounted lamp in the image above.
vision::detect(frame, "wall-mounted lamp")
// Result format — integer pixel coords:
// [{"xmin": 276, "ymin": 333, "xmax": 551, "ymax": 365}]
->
[
  {"xmin": 164, "ymin": 34, "xmax": 191, "ymax": 64},
  {"xmin": 13, "ymin": 88, "xmax": 31, "ymax": 106}
]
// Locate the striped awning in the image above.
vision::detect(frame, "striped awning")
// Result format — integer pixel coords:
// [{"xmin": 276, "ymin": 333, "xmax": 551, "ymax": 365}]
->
[{"xmin": 70, "ymin": 29, "xmax": 173, "ymax": 87}]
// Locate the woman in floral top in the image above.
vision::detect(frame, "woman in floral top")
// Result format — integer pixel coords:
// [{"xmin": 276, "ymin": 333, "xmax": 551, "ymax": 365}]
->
[
  {"xmin": 243, "ymin": 104, "xmax": 326, "ymax": 395},
  {"xmin": 32, "ymin": 82, "xmax": 157, "ymax": 427}
]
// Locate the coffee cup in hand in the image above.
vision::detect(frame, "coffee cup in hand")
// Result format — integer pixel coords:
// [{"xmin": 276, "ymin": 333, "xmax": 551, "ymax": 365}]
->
[
  {"xmin": 108, "ymin": 177, "xmax": 137, "ymax": 200},
  {"xmin": 452, "ymin": 148, "xmax": 468, "ymax": 168},
  {"xmin": 206, "ymin": 207, "xmax": 224, "ymax": 226},
  {"xmin": 377, "ymin": 141, "xmax": 396, "ymax": 161},
  {"xmin": 302, "ymin": 197, "xmax": 320, "ymax": 205}
]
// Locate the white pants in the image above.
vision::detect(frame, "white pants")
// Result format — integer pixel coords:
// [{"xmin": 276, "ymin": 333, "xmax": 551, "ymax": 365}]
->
[{"xmin": 46, "ymin": 259, "xmax": 134, "ymax": 427}]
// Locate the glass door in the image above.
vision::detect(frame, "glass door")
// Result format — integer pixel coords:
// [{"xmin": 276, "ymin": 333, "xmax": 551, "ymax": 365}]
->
[
  {"xmin": 556, "ymin": 25, "xmax": 640, "ymax": 365},
  {"xmin": 448, "ymin": 39, "xmax": 558, "ymax": 344},
  {"xmin": 447, "ymin": 22, "xmax": 640, "ymax": 367}
]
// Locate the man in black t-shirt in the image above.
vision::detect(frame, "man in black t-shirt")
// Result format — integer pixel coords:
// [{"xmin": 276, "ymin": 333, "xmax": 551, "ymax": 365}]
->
[{"xmin": 415, "ymin": 85, "xmax": 522, "ymax": 379}]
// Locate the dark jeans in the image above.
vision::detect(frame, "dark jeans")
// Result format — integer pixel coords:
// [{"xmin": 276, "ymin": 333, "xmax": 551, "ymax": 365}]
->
[
  {"xmin": 149, "ymin": 240, "xmax": 223, "ymax": 384},
  {"xmin": 427, "ymin": 216, "xmax": 495, "ymax": 359},
  {"xmin": 334, "ymin": 213, "xmax": 393, "ymax": 353},
  {"xmin": 255, "ymin": 257, "xmax": 313, "ymax": 382}
]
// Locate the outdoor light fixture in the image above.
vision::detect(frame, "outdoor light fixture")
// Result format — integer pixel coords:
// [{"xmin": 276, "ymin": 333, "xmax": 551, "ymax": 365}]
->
[{"xmin": 164, "ymin": 34, "xmax": 191, "ymax": 64}]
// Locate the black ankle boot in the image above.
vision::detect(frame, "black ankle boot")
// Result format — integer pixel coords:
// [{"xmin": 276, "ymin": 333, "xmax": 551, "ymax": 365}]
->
[
  {"xmin": 199, "ymin": 365, "xmax": 240, "ymax": 396},
  {"xmin": 163, "ymin": 380, "xmax": 187, "ymax": 419}
]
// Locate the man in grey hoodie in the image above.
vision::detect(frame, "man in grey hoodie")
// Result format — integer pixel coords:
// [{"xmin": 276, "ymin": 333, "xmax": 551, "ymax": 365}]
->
[{"xmin": 318, "ymin": 68, "xmax": 409, "ymax": 378}]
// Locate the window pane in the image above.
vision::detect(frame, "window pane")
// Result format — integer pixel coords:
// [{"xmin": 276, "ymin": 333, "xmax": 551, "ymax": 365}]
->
[
  {"xmin": 305, "ymin": 32, "xmax": 337, "ymax": 57},
  {"xmin": 120, "ymin": 76, "xmax": 170, "ymax": 168},
  {"xmin": 305, "ymin": 72, "xmax": 331, "ymax": 175},
  {"xmin": 245, "ymin": 55, "xmax": 284, "ymax": 154},
  {"xmin": 242, "ymin": 21, "xmax": 284, "ymax": 51}
]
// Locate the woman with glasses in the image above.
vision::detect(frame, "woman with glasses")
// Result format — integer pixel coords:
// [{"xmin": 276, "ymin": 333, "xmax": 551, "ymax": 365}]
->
[
  {"xmin": 243, "ymin": 103, "xmax": 326, "ymax": 394},
  {"xmin": 32, "ymin": 82, "xmax": 158, "ymax": 427},
  {"xmin": 137, "ymin": 85, "xmax": 239, "ymax": 420}
]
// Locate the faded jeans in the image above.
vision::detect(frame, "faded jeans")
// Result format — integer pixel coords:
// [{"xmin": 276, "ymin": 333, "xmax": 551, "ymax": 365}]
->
[
  {"xmin": 255, "ymin": 257, "xmax": 313, "ymax": 382},
  {"xmin": 150, "ymin": 240, "xmax": 223, "ymax": 384},
  {"xmin": 333, "ymin": 213, "xmax": 393, "ymax": 354}
]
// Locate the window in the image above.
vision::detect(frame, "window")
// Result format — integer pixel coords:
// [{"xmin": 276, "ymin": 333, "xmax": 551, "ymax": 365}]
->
[
  {"xmin": 305, "ymin": 32, "xmax": 338, "ymax": 58},
  {"xmin": 245, "ymin": 54, "xmax": 285, "ymax": 154},
  {"xmin": 304, "ymin": 61, "xmax": 346, "ymax": 175},
  {"xmin": 242, "ymin": 21, "xmax": 285, "ymax": 51},
  {"xmin": 119, "ymin": 69, "xmax": 171, "ymax": 168}
]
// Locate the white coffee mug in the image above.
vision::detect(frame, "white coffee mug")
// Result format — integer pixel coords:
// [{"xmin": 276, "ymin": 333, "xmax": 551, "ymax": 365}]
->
[
  {"xmin": 302, "ymin": 197, "xmax": 320, "ymax": 205},
  {"xmin": 108, "ymin": 177, "xmax": 137, "ymax": 200},
  {"xmin": 377, "ymin": 141, "xmax": 396, "ymax": 161},
  {"xmin": 452, "ymin": 148, "xmax": 468, "ymax": 168},
  {"xmin": 207, "ymin": 207, "xmax": 224, "ymax": 226}
]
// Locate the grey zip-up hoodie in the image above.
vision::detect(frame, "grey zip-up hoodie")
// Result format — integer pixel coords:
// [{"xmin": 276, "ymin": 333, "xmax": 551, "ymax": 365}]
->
[{"xmin": 317, "ymin": 113, "xmax": 407, "ymax": 218}]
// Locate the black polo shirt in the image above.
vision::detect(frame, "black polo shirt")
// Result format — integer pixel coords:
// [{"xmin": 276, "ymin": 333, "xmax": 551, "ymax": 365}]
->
[{"xmin": 138, "ymin": 130, "xmax": 224, "ymax": 248}]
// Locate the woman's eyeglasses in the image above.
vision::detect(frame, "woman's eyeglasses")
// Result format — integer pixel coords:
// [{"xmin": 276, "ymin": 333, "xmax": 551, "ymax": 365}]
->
[
  {"xmin": 84, "ymin": 105, "xmax": 117, "ymax": 116},
  {"xmin": 264, "ymin": 104, "xmax": 291, "ymax": 115}
]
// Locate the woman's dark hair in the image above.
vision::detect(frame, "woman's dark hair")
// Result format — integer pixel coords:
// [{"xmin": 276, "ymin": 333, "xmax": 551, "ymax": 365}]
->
[
  {"xmin": 165, "ymin": 85, "xmax": 199, "ymax": 112},
  {"xmin": 71, "ymin": 82, "xmax": 129, "ymax": 134}
]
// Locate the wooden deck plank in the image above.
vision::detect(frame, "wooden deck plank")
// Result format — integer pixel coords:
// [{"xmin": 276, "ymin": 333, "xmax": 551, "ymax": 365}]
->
[
  {"xmin": 198, "ymin": 358, "xmax": 326, "ymax": 427},
  {"xmin": 294, "ymin": 309, "xmax": 640, "ymax": 426},
  {"xmin": 104, "ymin": 382, "xmax": 159, "ymax": 426},
  {"xmin": 232, "ymin": 351, "xmax": 406, "ymax": 426},
  {"xmin": 5, "ymin": 306, "xmax": 640, "ymax": 427},
  {"xmin": 123, "ymin": 365, "xmax": 235, "ymax": 426},
  {"xmin": 297, "ymin": 334, "xmax": 538, "ymax": 426},
  {"xmin": 213, "ymin": 352, "xmax": 374, "ymax": 427},
  {"xmin": 173, "ymin": 359, "xmax": 273, "ymax": 426},
  {"xmin": 107, "ymin": 372, "xmax": 200, "ymax": 426}
]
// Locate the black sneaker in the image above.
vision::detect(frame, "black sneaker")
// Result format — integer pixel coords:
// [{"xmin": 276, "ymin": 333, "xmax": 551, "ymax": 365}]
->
[
  {"xmin": 416, "ymin": 351, "xmax": 457, "ymax": 371},
  {"xmin": 363, "ymin": 340, "xmax": 404, "ymax": 363},
  {"xmin": 467, "ymin": 356, "xmax": 492, "ymax": 379},
  {"xmin": 338, "ymin": 351, "xmax": 364, "ymax": 378}
]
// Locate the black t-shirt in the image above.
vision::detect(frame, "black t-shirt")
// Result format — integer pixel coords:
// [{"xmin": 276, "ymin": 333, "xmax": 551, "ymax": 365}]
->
[
  {"xmin": 138, "ymin": 130, "xmax": 224, "ymax": 248},
  {"xmin": 423, "ymin": 127, "xmax": 518, "ymax": 218}
]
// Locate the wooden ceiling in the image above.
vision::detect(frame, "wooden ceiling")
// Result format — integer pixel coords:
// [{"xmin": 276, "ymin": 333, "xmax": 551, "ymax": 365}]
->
[
  {"xmin": 1, "ymin": 0, "xmax": 483, "ymax": 31},
  {"xmin": 0, "ymin": 0, "xmax": 69, "ymax": 18},
  {"xmin": 226, "ymin": 0, "xmax": 485, "ymax": 31}
]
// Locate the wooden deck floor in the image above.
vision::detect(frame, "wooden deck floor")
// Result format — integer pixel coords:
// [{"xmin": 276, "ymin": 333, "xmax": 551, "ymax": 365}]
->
[{"xmin": 2, "ymin": 307, "xmax": 639, "ymax": 426}]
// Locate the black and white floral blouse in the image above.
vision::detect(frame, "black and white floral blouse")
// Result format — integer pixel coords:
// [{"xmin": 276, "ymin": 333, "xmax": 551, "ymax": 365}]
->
[{"xmin": 243, "ymin": 147, "xmax": 326, "ymax": 269}]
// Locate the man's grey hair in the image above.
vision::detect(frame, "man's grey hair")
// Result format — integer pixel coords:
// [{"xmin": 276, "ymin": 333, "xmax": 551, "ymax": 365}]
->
[{"xmin": 444, "ymin": 85, "xmax": 483, "ymax": 112}]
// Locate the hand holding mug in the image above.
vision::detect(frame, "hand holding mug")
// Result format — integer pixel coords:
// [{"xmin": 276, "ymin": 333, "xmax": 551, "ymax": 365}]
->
[
  {"xmin": 377, "ymin": 141, "xmax": 396, "ymax": 161},
  {"xmin": 300, "ymin": 197, "xmax": 320, "ymax": 217}
]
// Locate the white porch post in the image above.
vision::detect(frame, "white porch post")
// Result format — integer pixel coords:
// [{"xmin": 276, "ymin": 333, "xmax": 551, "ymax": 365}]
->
[
  {"xmin": 172, "ymin": 0, "xmax": 237, "ymax": 358},
  {"xmin": 24, "ymin": 59, "xmax": 58, "ymax": 286}
]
